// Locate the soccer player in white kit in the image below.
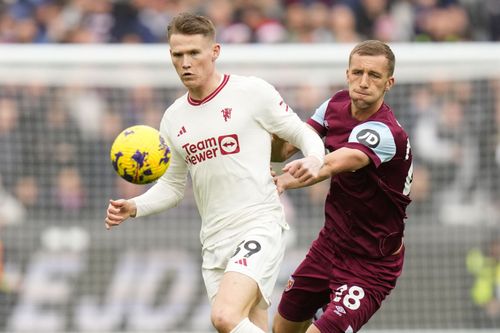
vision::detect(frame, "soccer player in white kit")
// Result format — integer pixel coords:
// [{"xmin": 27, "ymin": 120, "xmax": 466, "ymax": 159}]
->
[{"xmin": 104, "ymin": 13, "xmax": 325, "ymax": 333}]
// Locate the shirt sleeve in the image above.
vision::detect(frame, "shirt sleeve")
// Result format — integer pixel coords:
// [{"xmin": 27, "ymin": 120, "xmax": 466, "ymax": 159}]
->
[
  {"xmin": 346, "ymin": 121, "xmax": 396, "ymax": 167},
  {"xmin": 251, "ymin": 77, "xmax": 325, "ymax": 163},
  {"xmin": 310, "ymin": 99, "xmax": 330, "ymax": 126},
  {"xmin": 132, "ymin": 114, "xmax": 188, "ymax": 217}
]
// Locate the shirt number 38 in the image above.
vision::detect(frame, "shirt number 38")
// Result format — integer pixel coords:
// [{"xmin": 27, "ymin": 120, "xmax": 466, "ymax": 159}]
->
[{"xmin": 333, "ymin": 284, "xmax": 365, "ymax": 310}]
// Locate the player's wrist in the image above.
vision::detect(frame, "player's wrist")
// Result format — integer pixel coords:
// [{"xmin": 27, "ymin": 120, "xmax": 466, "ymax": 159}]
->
[
  {"xmin": 307, "ymin": 154, "xmax": 324, "ymax": 167},
  {"xmin": 129, "ymin": 200, "xmax": 137, "ymax": 218}
]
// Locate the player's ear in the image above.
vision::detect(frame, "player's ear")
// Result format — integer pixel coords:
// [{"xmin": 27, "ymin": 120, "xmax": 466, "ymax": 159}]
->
[
  {"xmin": 385, "ymin": 76, "xmax": 395, "ymax": 91},
  {"xmin": 212, "ymin": 44, "xmax": 221, "ymax": 62}
]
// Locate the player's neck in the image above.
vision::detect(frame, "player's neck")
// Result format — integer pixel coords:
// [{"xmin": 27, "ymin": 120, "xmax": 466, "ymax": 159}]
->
[
  {"xmin": 351, "ymin": 99, "xmax": 383, "ymax": 121},
  {"xmin": 188, "ymin": 72, "xmax": 223, "ymax": 101}
]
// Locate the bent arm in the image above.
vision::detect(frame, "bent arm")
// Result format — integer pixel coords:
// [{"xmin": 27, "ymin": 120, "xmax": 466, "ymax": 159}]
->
[
  {"xmin": 271, "ymin": 134, "xmax": 299, "ymax": 162},
  {"xmin": 251, "ymin": 78, "xmax": 324, "ymax": 164},
  {"xmin": 278, "ymin": 147, "xmax": 370, "ymax": 191}
]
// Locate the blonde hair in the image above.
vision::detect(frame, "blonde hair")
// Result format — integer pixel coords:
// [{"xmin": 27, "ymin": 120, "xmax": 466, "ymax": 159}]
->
[
  {"xmin": 349, "ymin": 40, "xmax": 395, "ymax": 76},
  {"xmin": 167, "ymin": 12, "xmax": 216, "ymax": 42}
]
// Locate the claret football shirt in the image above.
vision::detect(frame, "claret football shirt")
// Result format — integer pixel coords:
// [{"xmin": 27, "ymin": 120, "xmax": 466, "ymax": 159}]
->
[{"xmin": 307, "ymin": 90, "xmax": 413, "ymax": 258}]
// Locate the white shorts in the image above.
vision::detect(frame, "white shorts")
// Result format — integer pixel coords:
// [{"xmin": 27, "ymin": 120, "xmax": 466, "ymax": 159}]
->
[{"xmin": 201, "ymin": 221, "xmax": 287, "ymax": 308}]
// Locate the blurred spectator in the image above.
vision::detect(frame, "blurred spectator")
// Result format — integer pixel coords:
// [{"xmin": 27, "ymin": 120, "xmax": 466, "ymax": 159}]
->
[
  {"xmin": 351, "ymin": 0, "xmax": 392, "ymax": 40},
  {"xmin": 284, "ymin": 2, "xmax": 313, "ymax": 42},
  {"xmin": 220, "ymin": 2, "xmax": 286, "ymax": 43},
  {"xmin": 413, "ymin": 0, "xmax": 470, "ymax": 41},
  {"xmin": 124, "ymin": 85, "xmax": 161, "ymax": 124},
  {"xmin": 328, "ymin": 4, "xmax": 361, "ymax": 42},
  {"xmin": 242, "ymin": 3, "xmax": 286, "ymax": 43},
  {"xmin": 68, "ymin": 0, "xmax": 114, "ymax": 43},
  {"xmin": 466, "ymin": 234, "xmax": 500, "ymax": 328},
  {"xmin": 51, "ymin": 166, "xmax": 87, "ymax": 219},
  {"xmin": 204, "ymin": 0, "xmax": 240, "ymax": 43},
  {"xmin": 63, "ymin": 85, "xmax": 106, "ymax": 140},
  {"xmin": 12, "ymin": 176, "xmax": 41, "ymax": 218},
  {"xmin": 388, "ymin": 0, "xmax": 414, "ymax": 41},
  {"xmin": 110, "ymin": 1, "xmax": 157, "ymax": 43},
  {"xmin": 130, "ymin": 0, "xmax": 179, "ymax": 43},
  {"xmin": 307, "ymin": 2, "xmax": 334, "ymax": 42}
]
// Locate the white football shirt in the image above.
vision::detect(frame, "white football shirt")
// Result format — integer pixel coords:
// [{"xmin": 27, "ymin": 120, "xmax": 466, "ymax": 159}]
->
[{"xmin": 132, "ymin": 74, "xmax": 324, "ymax": 247}]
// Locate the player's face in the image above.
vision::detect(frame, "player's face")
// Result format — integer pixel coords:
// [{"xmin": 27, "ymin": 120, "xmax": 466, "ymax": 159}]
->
[
  {"xmin": 346, "ymin": 53, "xmax": 394, "ymax": 113},
  {"xmin": 169, "ymin": 33, "xmax": 220, "ymax": 91}
]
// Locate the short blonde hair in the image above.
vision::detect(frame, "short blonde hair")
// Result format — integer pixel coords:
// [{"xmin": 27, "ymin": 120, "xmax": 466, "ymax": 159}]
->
[
  {"xmin": 167, "ymin": 12, "xmax": 216, "ymax": 42},
  {"xmin": 349, "ymin": 40, "xmax": 395, "ymax": 76}
]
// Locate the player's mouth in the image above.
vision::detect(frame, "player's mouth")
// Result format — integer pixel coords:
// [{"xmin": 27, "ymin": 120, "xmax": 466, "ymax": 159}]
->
[{"xmin": 354, "ymin": 90, "xmax": 369, "ymax": 96}]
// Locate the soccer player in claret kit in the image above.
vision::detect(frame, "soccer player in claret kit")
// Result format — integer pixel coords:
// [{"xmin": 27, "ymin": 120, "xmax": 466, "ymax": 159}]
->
[
  {"xmin": 271, "ymin": 40, "xmax": 413, "ymax": 333},
  {"xmin": 105, "ymin": 12, "xmax": 325, "ymax": 333}
]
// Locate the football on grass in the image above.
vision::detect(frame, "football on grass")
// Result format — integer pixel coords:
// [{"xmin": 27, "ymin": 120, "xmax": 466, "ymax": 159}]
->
[{"xmin": 110, "ymin": 125, "xmax": 171, "ymax": 184}]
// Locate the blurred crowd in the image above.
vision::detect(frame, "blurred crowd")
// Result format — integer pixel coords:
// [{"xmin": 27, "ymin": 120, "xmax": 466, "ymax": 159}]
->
[
  {"xmin": 0, "ymin": 0, "xmax": 499, "ymax": 229},
  {"xmin": 0, "ymin": 78, "xmax": 499, "ymax": 227},
  {"xmin": 0, "ymin": 0, "xmax": 499, "ymax": 44}
]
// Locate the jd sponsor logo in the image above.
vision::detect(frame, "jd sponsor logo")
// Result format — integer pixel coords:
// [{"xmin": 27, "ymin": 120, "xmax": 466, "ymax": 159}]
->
[{"xmin": 356, "ymin": 129, "xmax": 380, "ymax": 148}]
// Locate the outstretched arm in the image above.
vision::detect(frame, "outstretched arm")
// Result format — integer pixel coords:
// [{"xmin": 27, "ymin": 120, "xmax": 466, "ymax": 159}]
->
[
  {"xmin": 276, "ymin": 147, "xmax": 370, "ymax": 193},
  {"xmin": 105, "ymin": 118, "xmax": 188, "ymax": 230}
]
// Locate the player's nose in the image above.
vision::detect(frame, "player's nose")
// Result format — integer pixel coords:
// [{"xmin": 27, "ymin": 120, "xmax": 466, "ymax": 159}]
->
[{"xmin": 181, "ymin": 55, "xmax": 191, "ymax": 68}]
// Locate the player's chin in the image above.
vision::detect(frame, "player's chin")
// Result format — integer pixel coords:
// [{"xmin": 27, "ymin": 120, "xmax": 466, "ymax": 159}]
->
[
  {"xmin": 352, "ymin": 97, "xmax": 372, "ymax": 108},
  {"xmin": 181, "ymin": 75, "xmax": 196, "ymax": 84}
]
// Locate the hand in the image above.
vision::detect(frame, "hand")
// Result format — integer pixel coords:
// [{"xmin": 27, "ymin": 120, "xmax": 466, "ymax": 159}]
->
[
  {"xmin": 105, "ymin": 199, "xmax": 137, "ymax": 230},
  {"xmin": 274, "ymin": 172, "xmax": 296, "ymax": 195},
  {"xmin": 270, "ymin": 165, "xmax": 277, "ymax": 179},
  {"xmin": 282, "ymin": 155, "xmax": 322, "ymax": 183}
]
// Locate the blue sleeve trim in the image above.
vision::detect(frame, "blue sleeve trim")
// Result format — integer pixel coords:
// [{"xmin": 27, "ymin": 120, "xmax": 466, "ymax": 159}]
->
[
  {"xmin": 310, "ymin": 99, "xmax": 330, "ymax": 127},
  {"xmin": 348, "ymin": 121, "xmax": 396, "ymax": 163}
]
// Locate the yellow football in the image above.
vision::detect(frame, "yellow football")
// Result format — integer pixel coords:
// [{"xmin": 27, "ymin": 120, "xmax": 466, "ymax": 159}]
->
[{"xmin": 110, "ymin": 125, "xmax": 171, "ymax": 184}]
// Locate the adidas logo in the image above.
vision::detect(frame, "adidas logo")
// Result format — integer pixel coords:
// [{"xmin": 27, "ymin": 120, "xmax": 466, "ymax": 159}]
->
[
  {"xmin": 177, "ymin": 126, "xmax": 186, "ymax": 137},
  {"xmin": 234, "ymin": 258, "xmax": 247, "ymax": 266}
]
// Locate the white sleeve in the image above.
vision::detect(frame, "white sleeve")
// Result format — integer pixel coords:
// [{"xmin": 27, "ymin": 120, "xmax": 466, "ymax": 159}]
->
[
  {"xmin": 252, "ymin": 78, "xmax": 325, "ymax": 163},
  {"xmin": 131, "ymin": 116, "xmax": 188, "ymax": 217}
]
